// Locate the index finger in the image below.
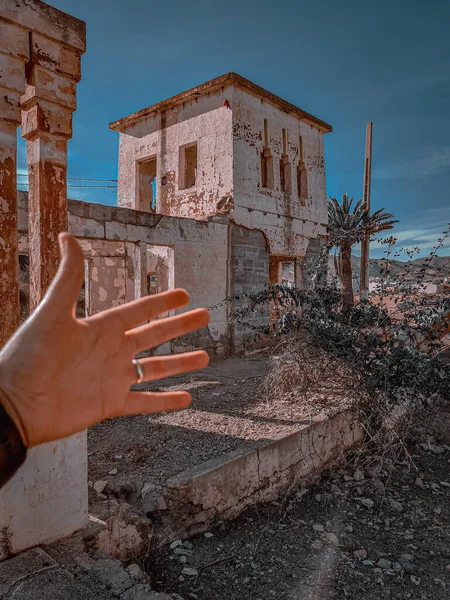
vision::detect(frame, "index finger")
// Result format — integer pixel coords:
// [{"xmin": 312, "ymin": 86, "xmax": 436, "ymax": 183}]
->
[{"xmin": 89, "ymin": 288, "xmax": 190, "ymax": 330}]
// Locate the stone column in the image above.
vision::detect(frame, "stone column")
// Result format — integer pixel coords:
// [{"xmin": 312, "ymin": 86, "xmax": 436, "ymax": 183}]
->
[
  {"xmin": 21, "ymin": 49, "xmax": 80, "ymax": 309},
  {"xmin": 0, "ymin": 20, "xmax": 28, "ymax": 346}
]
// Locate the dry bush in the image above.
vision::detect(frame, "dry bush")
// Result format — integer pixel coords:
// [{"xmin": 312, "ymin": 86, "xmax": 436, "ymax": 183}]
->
[{"xmin": 261, "ymin": 327, "xmax": 368, "ymax": 414}]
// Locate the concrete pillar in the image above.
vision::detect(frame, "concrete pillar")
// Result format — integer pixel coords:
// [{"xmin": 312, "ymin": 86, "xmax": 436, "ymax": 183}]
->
[
  {"xmin": 21, "ymin": 50, "xmax": 81, "ymax": 309},
  {"xmin": 125, "ymin": 241, "xmax": 148, "ymax": 303},
  {"xmin": 0, "ymin": 20, "xmax": 28, "ymax": 346},
  {"xmin": 0, "ymin": 0, "xmax": 87, "ymax": 559}
]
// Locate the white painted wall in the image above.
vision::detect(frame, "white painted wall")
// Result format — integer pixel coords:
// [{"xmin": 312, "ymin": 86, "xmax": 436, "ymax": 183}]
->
[
  {"xmin": 117, "ymin": 88, "xmax": 233, "ymax": 220},
  {"xmin": 232, "ymin": 86, "xmax": 327, "ymax": 257},
  {"xmin": 0, "ymin": 432, "xmax": 87, "ymax": 560}
]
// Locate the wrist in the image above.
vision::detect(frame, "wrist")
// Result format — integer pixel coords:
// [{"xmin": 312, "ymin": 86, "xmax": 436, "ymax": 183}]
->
[
  {"xmin": 0, "ymin": 393, "xmax": 27, "ymax": 487},
  {"xmin": 0, "ymin": 385, "xmax": 29, "ymax": 449}
]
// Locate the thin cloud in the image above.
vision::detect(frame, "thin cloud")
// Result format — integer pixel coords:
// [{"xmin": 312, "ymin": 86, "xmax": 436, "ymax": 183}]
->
[{"xmin": 373, "ymin": 147, "xmax": 450, "ymax": 180}]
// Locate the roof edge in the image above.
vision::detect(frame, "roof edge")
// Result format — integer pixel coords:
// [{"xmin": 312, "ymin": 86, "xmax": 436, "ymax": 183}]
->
[{"xmin": 109, "ymin": 72, "xmax": 332, "ymax": 133}]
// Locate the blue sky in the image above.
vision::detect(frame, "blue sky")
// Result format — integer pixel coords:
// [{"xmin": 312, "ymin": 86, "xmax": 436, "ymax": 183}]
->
[{"xmin": 17, "ymin": 0, "xmax": 450, "ymax": 258}]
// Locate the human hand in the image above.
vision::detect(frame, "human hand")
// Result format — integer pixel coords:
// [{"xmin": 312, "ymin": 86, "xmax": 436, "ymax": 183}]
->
[{"xmin": 0, "ymin": 234, "xmax": 210, "ymax": 448}]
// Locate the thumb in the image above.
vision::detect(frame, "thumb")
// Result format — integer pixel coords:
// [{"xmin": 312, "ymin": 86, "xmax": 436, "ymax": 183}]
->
[{"xmin": 44, "ymin": 233, "xmax": 85, "ymax": 316}]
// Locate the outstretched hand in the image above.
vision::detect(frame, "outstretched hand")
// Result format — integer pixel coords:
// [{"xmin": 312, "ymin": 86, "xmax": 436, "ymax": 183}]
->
[{"xmin": 0, "ymin": 234, "xmax": 210, "ymax": 448}]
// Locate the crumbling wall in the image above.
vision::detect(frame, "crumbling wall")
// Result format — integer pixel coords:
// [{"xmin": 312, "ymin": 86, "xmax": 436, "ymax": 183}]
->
[
  {"xmin": 116, "ymin": 89, "xmax": 233, "ymax": 221},
  {"xmin": 17, "ymin": 192, "xmax": 230, "ymax": 358},
  {"xmin": 231, "ymin": 86, "xmax": 327, "ymax": 258}
]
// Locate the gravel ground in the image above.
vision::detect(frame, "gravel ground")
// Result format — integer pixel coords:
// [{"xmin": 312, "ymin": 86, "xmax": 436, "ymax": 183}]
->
[
  {"xmin": 149, "ymin": 427, "xmax": 450, "ymax": 600},
  {"xmin": 88, "ymin": 343, "xmax": 356, "ymax": 497}
]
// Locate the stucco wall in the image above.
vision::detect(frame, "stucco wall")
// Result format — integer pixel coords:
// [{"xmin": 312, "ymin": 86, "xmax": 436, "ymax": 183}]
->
[
  {"xmin": 17, "ymin": 193, "xmax": 230, "ymax": 357},
  {"xmin": 117, "ymin": 89, "xmax": 233, "ymax": 220},
  {"xmin": 232, "ymin": 86, "xmax": 327, "ymax": 257}
]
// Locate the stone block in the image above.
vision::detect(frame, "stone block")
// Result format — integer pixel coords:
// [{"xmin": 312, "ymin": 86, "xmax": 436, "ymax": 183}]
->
[
  {"xmin": 69, "ymin": 214, "xmax": 105, "ymax": 239},
  {"xmin": 21, "ymin": 66, "xmax": 77, "ymax": 110},
  {"xmin": 31, "ymin": 32, "xmax": 82, "ymax": 82},
  {"xmin": 88, "ymin": 203, "xmax": 113, "ymax": 222},
  {"xmin": 68, "ymin": 199, "xmax": 89, "ymax": 218},
  {"xmin": 136, "ymin": 211, "xmax": 163, "ymax": 227},
  {"xmin": 112, "ymin": 206, "xmax": 137, "ymax": 224},
  {"xmin": 0, "ymin": 53, "xmax": 26, "ymax": 94},
  {"xmin": 0, "ymin": 20, "xmax": 30, "ymax": 61},
  {"xmin": 0, "ymin": 87, "xmax": 21, "ymax": 122},
  {"xmin": 0, "ymin": 0, "xmax": 86, "ymax": 52},
  {"xmin": 21, "ymin": 101, "xmax": 73, "ymax": 138}
]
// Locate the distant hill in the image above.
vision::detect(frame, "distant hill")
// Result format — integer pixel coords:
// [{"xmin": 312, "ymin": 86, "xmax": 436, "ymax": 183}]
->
[{"xmin": 328, "ymin": 254, "xmax": 450, "ymax": 285}]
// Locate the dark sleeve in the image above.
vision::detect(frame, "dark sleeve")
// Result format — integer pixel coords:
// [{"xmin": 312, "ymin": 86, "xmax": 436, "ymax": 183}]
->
[{"xmin": 0, "ymin": 402, "xmax": 27, "ymax": 488}]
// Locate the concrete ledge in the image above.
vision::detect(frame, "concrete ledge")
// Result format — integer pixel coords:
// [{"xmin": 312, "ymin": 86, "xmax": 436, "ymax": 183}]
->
[{"xmin": 157, "ymin": 409, "xmax": 362, "ymax": 543}]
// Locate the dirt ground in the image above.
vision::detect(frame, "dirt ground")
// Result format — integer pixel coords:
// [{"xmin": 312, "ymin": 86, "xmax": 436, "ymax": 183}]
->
[
  {"xmin": 88, "ymin": 342, "xmax": 356, "ymax": 496},
  {"xmin": 149, "ymin": 428, "xmax": 450, "ymax": 600}
]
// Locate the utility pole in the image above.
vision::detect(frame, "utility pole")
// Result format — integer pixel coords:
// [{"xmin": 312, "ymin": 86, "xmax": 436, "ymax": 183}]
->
[{"xmin": 360, "ymin": 122, "xmax": 373, "ymax": 301}]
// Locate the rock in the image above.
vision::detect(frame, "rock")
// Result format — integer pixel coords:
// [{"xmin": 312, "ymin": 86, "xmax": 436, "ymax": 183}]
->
[
  {"xmin": 183, "ymin": 541, "xmax": 193, "ymax": 550},
  {"xmin": 344, "ymin": 474, "xmax": 354, "ymax": 482},
  {"xmin": 399, "ymin": 555, "xmax": 415, "ymax": 574},
  {"xmin": 108, "ymin": 468, "xmax": 118, "ymax": 476},
  {"xmin": 345, "ymin": 525, "xmax": 354, "ymax": 533},
  {"xmin": 331, "ymin": 484, "xmax": 342, "ymax": 496},
  {"xmin": 440, "ymin": 481, "xmax": 450, "ymax": 488},
  {"xmin": 415, "ymin": 478, "xmax": 423, "ymax": 487},
  {"xmin": 353, "ymin": 549, "xmax": 368, "ymax": 560},
  {"xmin": 126, "ymin": 563, "xmax": 148, "ymax": 582},
  {"xmin": 410, "ymin": 575, "xmax": 421, "ymax": 585},
  {"xmin": 141, "ymin": 482, "xmax": 156, "ymax": 499},
  {"xmin": 362, "ymin": 560, "xmax": 374, "ymax": 567},
  {"xmin": 419, "ymin": 442, "xmax": 444, "ymax": 454},
  {"xmin": 182, "ymin": 567, "xmax": 198, "ymax": 577},
  {"xmin": 389, "ymin": 499, "xmax": 403, "ymax": 512},
  {"xmin": 93, "ymin": 480, "xmax": 108, "ymax": 494},
  {"xmin": 360, "ymin": 498, "xmax": 374, "ymax": 509},
  {"xmin": 179, "ymin": 555, "xmax": 187, "ymax": 564},
  {"xmin": 144, "ymin": 496, "xmax": 168, "ymax": 513},
  {"xmin": 326, "ymin": 533, "xmax": 339, "ymax": 545},
  {"xmin": 90, "ymin": 557, "xmax": 133, "ymax": 594},
  {"xmin": 373, "ymin": 479, "xmax": 384, "ymax": 492},
  {"xmin": 312, "ymin": 541, "xmax": 323, "ymax": 551},
  {"xmin": 204, "ymin": 532, "xmax": 214, "ymax": 538},
  {"xmin": 170, "ymin": 540, "xmax": 183, "ymax": 550},
  {"xmin": 377, "ymin": 559, "xmax": 392, "ymax": 570},
  {"xmin": 354, "ymin": 469, "xmax": 364, "ymax": 481},
  {"xmin": 174, "ymin": 548, "xmax": 193, "ymax": 556},
  {"xmin": 313, "ymin": 524, "xmax": 324, "ymax": 532},
  {"xmin": 355, "ymin": 487, "xmax": 363, "ymax": 496}
]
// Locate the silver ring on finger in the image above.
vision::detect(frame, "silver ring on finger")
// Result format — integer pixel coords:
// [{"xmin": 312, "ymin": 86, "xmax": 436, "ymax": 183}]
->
[{"xmin": 132, "ymin": 359, "xmax": 144, "ymax": 384}]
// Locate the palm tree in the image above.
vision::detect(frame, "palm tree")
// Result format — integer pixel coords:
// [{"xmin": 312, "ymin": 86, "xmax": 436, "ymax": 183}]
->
[{"xmin": 328, "ymin": 194, "xmax": 398, "ymax": 308}]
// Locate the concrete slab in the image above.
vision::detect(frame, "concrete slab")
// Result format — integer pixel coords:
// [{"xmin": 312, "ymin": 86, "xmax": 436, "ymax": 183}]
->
[{"xmin": 0, "ymin": 547, "xmax": 179, "ymax": 600}]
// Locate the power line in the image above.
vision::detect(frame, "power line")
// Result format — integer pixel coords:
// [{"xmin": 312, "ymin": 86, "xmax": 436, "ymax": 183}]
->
[
  {"xmin": 16, "ymin": 173, "xmax": 118, "ymax": 183},
  {"xmin": 17, "ymin": 183, "xmax": 117, "ymax": 189}
]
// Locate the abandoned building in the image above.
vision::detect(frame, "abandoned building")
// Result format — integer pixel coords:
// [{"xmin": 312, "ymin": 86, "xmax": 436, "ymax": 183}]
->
[{"xmin": 0, "ymin": 0, "xmax": 332, "ymax": 563}]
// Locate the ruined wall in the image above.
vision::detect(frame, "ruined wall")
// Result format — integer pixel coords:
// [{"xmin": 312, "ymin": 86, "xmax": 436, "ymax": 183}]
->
[
  {"xmin": 230, "ymin": 224, "xmax": 269, "ymax": 352},
  {"xmin": 232, "ymin": 86, "xmax": 327, "ymax": 257},
  {"xmin": 17, "ymin": 192, "xmax": 230, "ymax": 358},
  {"xmin": 117, "ymin": 88, "xmax": 233, "ymax": 221}
]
